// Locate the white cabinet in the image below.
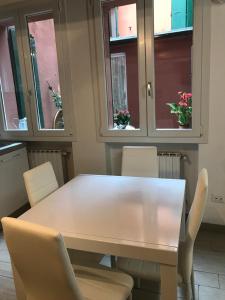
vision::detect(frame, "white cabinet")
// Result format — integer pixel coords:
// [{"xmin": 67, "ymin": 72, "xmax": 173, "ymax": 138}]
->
[{"xmin": 0, "ymin": 147, "xmax": 29, "ymax": 218}]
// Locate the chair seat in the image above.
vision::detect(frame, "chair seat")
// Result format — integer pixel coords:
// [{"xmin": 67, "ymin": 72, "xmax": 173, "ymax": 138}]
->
[
  {"xmin": 117, "ymin": 257, "xmax": 182, "ymax": 284},
  {"xmin": 68, "ymin": 249, "xmax": 103, "ymax": 266},
  {"xmin": 73, "ymin": 265, "xmax": 133, "ymax": 300}
]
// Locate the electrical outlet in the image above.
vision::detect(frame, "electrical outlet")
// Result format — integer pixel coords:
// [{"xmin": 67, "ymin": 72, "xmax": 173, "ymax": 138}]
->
[{"xmin": 211, "ymin": 194, "xmax": 225, "ymax": 203}]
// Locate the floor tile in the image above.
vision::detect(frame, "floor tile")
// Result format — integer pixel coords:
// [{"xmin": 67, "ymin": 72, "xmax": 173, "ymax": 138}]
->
[
  {"xmin": 194, "ymin": 270, "xmax": 219, "ymax": 288},
  {"xmin": 194, "ymin": 249, "xmax": 225, "ymax": 274},
  {"xmin": 0, "ymin": 238, "xmax": 7, "ymax": 250},
  {"xmin": 0, "ymin": 262, "xmax": 13, "ymax": 278},
  {"xmin": 195, "ymin": 231, "xmax": 212, "ymax": 251},
  {"xmin": 0, "ymin": 275, "xmax": 16, "ymax": 300},
  {"xmin": 99, "ymin": 255, "xmax": 111, "ymax": 267},
  {"xmin": 194, "ymin": 284, "xmax": 199, "ymax": 300},
  {"xmin": 219, "ymin": 274, "xmax": 225, "ymax": 289},
  {"xmin": 0, "ymin": 250, "xmax": 11, "ymax": 264},
  {"xmin": 199, "ymin": 286, "xmax": 225, "ymax": 300},
  {"xmin": 211, "ymin": 232, "xmax": 225, "ymax": 252}
]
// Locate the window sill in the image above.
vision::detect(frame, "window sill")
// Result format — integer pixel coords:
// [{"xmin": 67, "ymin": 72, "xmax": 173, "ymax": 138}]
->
[
  {"xmin": 97, "ymin": 134, "xmax": 208, "ymax": 144},
  {"xmin": 0, "ymin": 135, "xmax": 77, "ymax": 143},
  {"xmin": 154, "ymin": 27, "xmax": 193, "ymax": 38}
]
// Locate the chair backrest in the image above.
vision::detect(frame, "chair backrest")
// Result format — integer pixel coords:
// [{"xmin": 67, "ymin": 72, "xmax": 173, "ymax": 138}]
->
[
  {"xmin": 23, "ymin": 161, "xmax": 59, "ymax": 207},
  {"xmin": 179, "ymin": 168, "xmax": 208, "ymax": 281},
  {"xmin": 121, "ymin": 146, "xmax": 159, "ymax": 177},
  {"xmin": 2, "ymin": 217, "xmax": 83, "ymax": 300}
]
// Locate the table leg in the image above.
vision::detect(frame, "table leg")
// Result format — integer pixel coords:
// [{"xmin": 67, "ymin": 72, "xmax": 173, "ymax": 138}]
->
[{"xmin": 160, "ymin": 264, "xmax": 177, "ymax": 300}]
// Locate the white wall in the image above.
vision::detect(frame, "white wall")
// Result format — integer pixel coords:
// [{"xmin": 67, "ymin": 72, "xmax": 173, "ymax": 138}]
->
[
  {"xmin": 66, "ymin": 0, "xmax": 107, "ymax": 176},
  {"xmin": 199, "ymin": 1, "xmax": 225, "ymax": 225}
]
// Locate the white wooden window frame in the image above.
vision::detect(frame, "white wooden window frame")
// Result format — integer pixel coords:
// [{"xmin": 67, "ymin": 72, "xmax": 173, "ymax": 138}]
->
[
  {"xmin": 0, "ymin": 0, "xmax": 75, "ymax": 139},
  {"xmin": 0, "ymin": 10, "xmax": 33, "ymax": 139},
  {"xmin": 92, "ymin": 0, "xmax": 148, "ymax": 137},
  {"xmin": 90, "ymin": 0, "xmax": 209, "ymax": 143}
]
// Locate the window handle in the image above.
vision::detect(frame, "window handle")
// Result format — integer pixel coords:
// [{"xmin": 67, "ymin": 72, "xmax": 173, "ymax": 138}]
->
[{"xmin": 147, "ymin": 82, "xmax": 152, "ymax": 97}]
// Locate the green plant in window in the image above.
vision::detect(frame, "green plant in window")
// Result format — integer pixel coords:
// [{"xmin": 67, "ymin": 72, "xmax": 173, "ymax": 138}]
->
[
  {"xmin": 167, "ymin": 91, "xmax": 192, "ymax": 127},
  {"xmin": 113, "ymin": 109, "xmax": 131, "ymax": 128},
  {"xmin": 47, "ymin": 82, "xmax": 62, "ymax": 110}
]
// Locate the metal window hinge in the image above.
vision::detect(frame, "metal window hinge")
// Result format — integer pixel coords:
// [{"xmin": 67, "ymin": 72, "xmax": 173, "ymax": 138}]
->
[
  {"xmin": 200, "ymin": 125, "xmax": 204, "ymax": 136},
  {"xmin": 100, "ymin": 127, "xmax": 104, "ymax": 136},
  {"xmin": 147, "ymin": 82, "xmax": 153, "ymax": 97},
  {"xmin": 58, "ymin": 0, "xmax": 62, "ymax": 12}
]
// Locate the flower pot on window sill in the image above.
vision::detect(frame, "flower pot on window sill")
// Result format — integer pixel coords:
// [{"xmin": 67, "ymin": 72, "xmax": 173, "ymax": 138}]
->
[
  {"xmin": 53, "ymin": 109, "xmax": 64, "ymax": 129},
  {"xmin": 113, "ymin": 123, "xmax": 135, "ymax": 130},
  {"xmin": 179, "ymin": 124, "xmax": 190, "ymax": 129}
]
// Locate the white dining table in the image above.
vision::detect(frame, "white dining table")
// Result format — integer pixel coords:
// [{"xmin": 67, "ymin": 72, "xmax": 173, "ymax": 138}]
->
[{"xmin": 20, "ymin": 174, "xmax": 186, "ymax": 300}]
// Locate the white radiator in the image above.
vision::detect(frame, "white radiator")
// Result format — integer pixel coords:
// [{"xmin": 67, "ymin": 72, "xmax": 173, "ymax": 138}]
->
[
  {"xmin": 158, "ymin": 152, "xmax": 181, "ymax": 179},
  {"xmin": 28, "ymin": 150, "xmax": 65, "ymax": 187}
]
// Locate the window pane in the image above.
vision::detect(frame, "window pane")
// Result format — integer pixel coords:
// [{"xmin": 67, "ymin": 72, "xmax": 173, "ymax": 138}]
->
[
  {"xmin": 102, "ymin": 1, "xmax": 139, "ymax": 130},
  {"xmin": 27, "ymin": 13, "xmax": 64, "ymax": 130},
  {"xmin": 0, "ymin": 19, "xmax": 27, "ymax": 131},
  {"xmin": 111, "ymin": 53, "xmax": 128, "ymax": 111},
  {"xmin": 154, "ymin": 0, "xmax": 193, "ymax": 129}
]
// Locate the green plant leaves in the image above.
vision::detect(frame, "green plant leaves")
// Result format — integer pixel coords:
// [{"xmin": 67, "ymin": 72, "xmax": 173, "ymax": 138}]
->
[{"xmin": 167, "ymin": 97, "xmax": 192, "ymax": 126}]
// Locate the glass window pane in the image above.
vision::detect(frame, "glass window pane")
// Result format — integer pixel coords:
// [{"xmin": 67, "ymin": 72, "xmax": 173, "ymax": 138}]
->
[
  {"xmin": 102, "ymin": 1, "xmax": 139, "ymax": 130},
  {"xmin": 111, "ymin": 53, "xmax": 128, "ymax": 111},
  {"xmin": 154, "ymin": 0, "xmax": 193, "ymax": 129},
  {"xmin": 27, "ymin": 13, "xmax": 64, "ymax": 130},
  {"xmin": 0, "ymin": 18, "xmax": 27, "ymax": 131}
]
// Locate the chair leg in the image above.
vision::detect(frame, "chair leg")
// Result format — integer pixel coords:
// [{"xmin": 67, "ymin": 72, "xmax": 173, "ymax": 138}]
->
[
  {"xmin": 191, "ymin": 269, "xmax": 195, "ymax": 300},
  {"xmin": 184, "ymin": 280, "xmax": 193, "ymax": 300},
  {"xmin": 135, "ymin": 277, "xmax": 141, "ymax": 289},
  {"xmin": 110, "ymin": 255, "xmax": 116, "ymax": 268}
]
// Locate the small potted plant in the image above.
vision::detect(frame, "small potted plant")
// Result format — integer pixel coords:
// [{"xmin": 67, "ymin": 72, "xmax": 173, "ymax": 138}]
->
[
  {"xmin": 113, "ymin": 109, "xmax": 131, "ymax": 129},
  {"xmin": 48, "ymin": 82, "xmax": 64, "ymax": 129},
  {"xmin": 167, "ymin": 91, "xmax": 192, "ymax": 128}
]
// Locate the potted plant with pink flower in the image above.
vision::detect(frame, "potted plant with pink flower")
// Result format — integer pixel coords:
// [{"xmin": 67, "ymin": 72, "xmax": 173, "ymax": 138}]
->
[{"xmin": 167, "ymin": 91, "xmax": 192, "ymax": 128}]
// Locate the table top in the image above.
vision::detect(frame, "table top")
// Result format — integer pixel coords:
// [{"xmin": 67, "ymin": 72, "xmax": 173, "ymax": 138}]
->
[{"xmin": 20, "ymin": 175, "xmax": 185, "ymax": 265}]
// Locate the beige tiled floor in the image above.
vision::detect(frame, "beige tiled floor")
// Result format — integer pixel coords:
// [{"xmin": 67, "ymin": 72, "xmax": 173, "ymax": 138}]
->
[{"xmin": 0, "ymin": 229, "xmax": 225, "ymax": 299}]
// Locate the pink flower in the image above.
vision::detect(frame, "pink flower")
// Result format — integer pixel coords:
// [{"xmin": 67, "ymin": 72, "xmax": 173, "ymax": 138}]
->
[
  {"xmin": 178, "ymin": 100, "xmax": 188, "ymax": 107},
  {"xmin": 186, "ymin": 93, "xmax": 192, "ymax": 98}
]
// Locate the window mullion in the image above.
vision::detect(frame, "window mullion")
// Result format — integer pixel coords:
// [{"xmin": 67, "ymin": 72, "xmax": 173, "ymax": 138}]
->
[{"xmin": 145, "ymin": 0, "xmax": 155, "ymax": 136}]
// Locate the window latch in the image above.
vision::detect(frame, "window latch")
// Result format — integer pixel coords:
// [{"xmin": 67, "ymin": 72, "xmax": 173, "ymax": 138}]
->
[{"xmin": 147, "ymin": 82, "xmax": 152, "ymax": 97}]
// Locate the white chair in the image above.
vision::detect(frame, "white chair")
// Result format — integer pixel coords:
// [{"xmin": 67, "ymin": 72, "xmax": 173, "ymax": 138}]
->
[
  {"xmin": 23, "ymin": 161, "xmax": 103, "ymax": 266},
  {"xmin": 2, "ymin": 217, "xmax": 133, "ymax": 300},
  {"xmin": 117, "ymin": 168, "xmax": 208, "ymax": 300},
  {"xmin": 23, "ymin": 161, "xmax": 58, "ymax": 207},
  {"xmin": 121, "ymin": 146, "xmax": 159, "ymax": 177}
]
